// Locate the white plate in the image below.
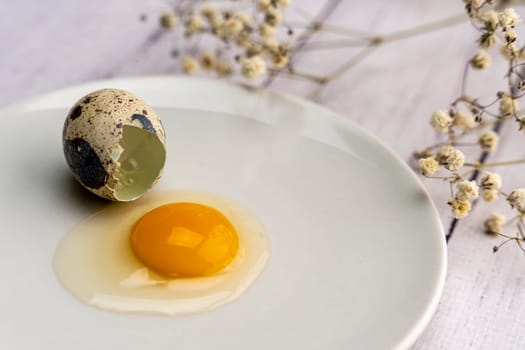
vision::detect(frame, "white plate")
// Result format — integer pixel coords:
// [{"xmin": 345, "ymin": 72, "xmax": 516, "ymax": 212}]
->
[{"xmin": 0, "ymin": 77, "xmax": 446, "ymax": 350}]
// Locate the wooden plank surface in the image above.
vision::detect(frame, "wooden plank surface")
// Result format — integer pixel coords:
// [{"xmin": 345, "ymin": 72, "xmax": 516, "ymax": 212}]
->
[{"xmin": 2, "ymin": 0, "xmax": 525, "ymax": 348}]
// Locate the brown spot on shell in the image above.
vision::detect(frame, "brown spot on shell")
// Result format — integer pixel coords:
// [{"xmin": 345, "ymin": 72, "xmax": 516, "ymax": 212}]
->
[{"xmin": 69, "ymin": 105, "xmax": 83, "ymax": 120}]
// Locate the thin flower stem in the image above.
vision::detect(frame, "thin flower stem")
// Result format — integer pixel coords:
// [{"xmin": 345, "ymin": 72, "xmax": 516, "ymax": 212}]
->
[
  {"xmin": 290, "ymin": 14, "xmax": 467, "ymax": 54},
  {"xmin": 263, "ymin": 0, "xmax": 343, "ymax": 86},
  {"xmin": 286, "ymin": 20, "xmax": 377, "ymax": 40},
  {"xmin": 271, "ymin": 68, "xmax": 326, "ymax": 83},
  {"xmin": 272, "ymin": 12, "xmax": 468, "ymax": 85},
  {"xmin": 459, "ymin": 169, "xmax": 476, "ymax": 178},
  {"xmin": 424, "ymin": 174, "xmax": 456, "ymax": 180},
  {"xmin": 422, "ymin": 141, "xmax": 481, "ymax": 153},
  {"xmin": 289, "ymin": 69, "xmax": 326, "ymax": 83},
  {"xmin": 382, "ymin": 13, "xmax": 468, "ymax": 43},
  {"xmin": 518, "ymin": 218, "xmax": 525, "ymax": 239},
  {"xmin": 495, "ymin": 230, "xmax": 525, "ymax": 254},
  {"xmin": 324, "ymin": 44, "xmax": 379, "ymax": 82},
  {"xmin": 493, "ymin": 237, "xmax": 515, "ymax": 252},
  {"xmin": 516, "ymin": 239, "xmax": 525, "ymax": 254},
  {"xmin": 478, "ymin": 97, "xmax": 501, "ymax": 109},
  {"xmin": 452, "ymin": 96, "xmax": 501, "ymax": 118},
  {"xmin": 461, "ymin": 62, "xmax": 470, "ymax": 96},
  {"xmin": 465, "ymin": 158, "xmax": 525, "ymax": 168},
  {"xmin": 496, "ymin": 232, "xmax": 520, "ymax": 240},
  {"xmin": 317, "ymin": 22, "xmax": 377, "ymax": 39},
  {"xmin": 503, "ymin": 215, "xmax": 520, "ymax": 227},
  {"xmin": 297, "ymin": 38, "xmax": 372, "ymax": 51}
]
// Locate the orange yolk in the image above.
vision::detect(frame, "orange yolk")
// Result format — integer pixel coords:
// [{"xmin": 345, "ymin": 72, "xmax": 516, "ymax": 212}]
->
[{"xmin": 130, "ymin": 203, "xmax": 239, "ymax": 277}]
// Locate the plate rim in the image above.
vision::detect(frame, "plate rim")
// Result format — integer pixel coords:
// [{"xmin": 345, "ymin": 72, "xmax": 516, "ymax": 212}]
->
[{"xmin": 1, "ymin": 75, "xmax": 447, "ymax": 349}]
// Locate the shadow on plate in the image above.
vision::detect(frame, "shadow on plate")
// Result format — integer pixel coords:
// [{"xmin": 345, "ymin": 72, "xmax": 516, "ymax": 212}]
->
[{"xmin": 58, "ymin": 169, "xmax": 108, "ymax": 213}]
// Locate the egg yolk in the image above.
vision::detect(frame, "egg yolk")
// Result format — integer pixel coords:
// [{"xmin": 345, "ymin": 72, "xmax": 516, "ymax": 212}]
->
[{"xmin": 130, "ymin": 203, "xmax": 239, "ymax": 277}]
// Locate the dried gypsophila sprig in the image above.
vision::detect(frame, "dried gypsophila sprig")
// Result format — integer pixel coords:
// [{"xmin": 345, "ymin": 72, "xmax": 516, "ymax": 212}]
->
[
  {"xmin": 145, "ymin": 0, "xmax": 485, "ymax": 86},
  {"xmin": 148, "ymin": 0, "xmax": 525, "ymax": 88},
  {"xmin": 155, "ymin": 0, "xmax": 293, "ymax": 81},
  {"xmin": 415, "ymin": 0, "xmax": 525, "ymax": 254}
]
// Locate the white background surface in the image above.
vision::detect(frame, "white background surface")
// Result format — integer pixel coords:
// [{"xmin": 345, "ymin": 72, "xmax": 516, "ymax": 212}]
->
[{"xmin": 1, "ymin": 0, "xmax": 525, "ymax": 348}]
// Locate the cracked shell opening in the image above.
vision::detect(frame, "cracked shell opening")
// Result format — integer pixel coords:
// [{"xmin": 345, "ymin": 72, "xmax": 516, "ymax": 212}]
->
[{"xmin": 114, "ymin": 125, "xmax": 166, "ymax": 201}]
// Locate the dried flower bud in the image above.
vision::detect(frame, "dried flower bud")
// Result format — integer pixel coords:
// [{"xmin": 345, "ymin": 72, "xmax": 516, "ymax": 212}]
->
[
  {"xmin": 430, "ymin": 110, "xmax": 453, "ymax": 133},
  {"xmin": 478, "ymin": 131, "xmax": 499, "ymax": 151},
  {"xmin": 445, "ymin": 149, "xmax": 465, "ymax": 171},
  {"xmin": 160, "ymin": 12, "xmax": 178, "ymax": 30},
  {"xmin": 519, "ymin": 118, "xmax": 525, "ymax": 130},
  {"xmin": 500, "ymin": 43, "xmax": 520, "ymax": 59},
  {"xmin": 499, "ymin": 94, "xmax": 518, "ymax": 116},
  {"xmin": 185, "ymin": 15, "xmax": 206, "ymax": 36},
  {"xmin": 484, "ymin": 212, "xmax": 505, "ymax": 234},
  {"xmin": 201, "ymin": 4, "xmax": 218, "ymax": 19},
  {"xmin": 480, "ymin": 172, "xmax": 502, "ymax": 191},
  {"xmin": 209, "ymin": 16, "xmax": 224, "ymax": 34},
  {"xmin": 220, "ymin": 17, "xmax": 244, "ymax": 39},
  {"xmin": 413, "ymin": 150, "xmax": 432, "ymax": 159},
  {"xmin": 505, "ymin": 29, "xmax": 517, "ymax": 43},
  {"xmin": 235, "ymin": 33, "xmax": 251, "ymax": 48},
  {"xmin": 450, "ymin": 198, "xmax": 471, "ymax": 219},
  {"xmin": 269, "ymin": 44, "xmax": 289, "ymax": 68},
  {"xmin": 259, "ymin": 23, "xmax": 275, "ymax": 38},
  {"xmin": 482, "ymin": 189, "xmax": 499, "ymax": 203},
  {"xmin": 480, "ymin": 10, "xmax": 499, "ymax": 31},
  {"xmin": 471, "ymin": 50, "xmax": 491, "ymax": 69},
  {"xmin": 478, "ymin": 33, "xmax": 497, "ymax": 49},
  {"xmin": 507, "ymin": 189, "xmax": 525, "ymax": 213},
  {"xmin": 418, "ymin": 157, "xmax": 440, "ymax": 176},
  {"xmin": 257, "ymin": 0, "xmax": 273, "ymax": 11},
  {"xmin": 237, "ymin": 13, "xmax": 253, "ymax": 27},
  {"xmin": 241, "ymin": 55, "xmax": 267, "ymax": 79},
  {"xmin": 200, "ymin": 54, "xmax": 215, "ymax": 70},
  {"xmin": 265, "ymin": 9, "xmax": 283, "ymax": 26},
  {"xmin": 436, "ymin": 145, "xmax": 454, "ymax": 164},
  {"xmin": 215, "ymin": 60, "xmax": 233, "ymax": 77},
  {"xmin": 276, "ymin": 0, "xmax": 291, "ymax": 7},
  {"xmin": 271, "ymin": 54, "xmax": 288, "ymax": 68},
  {"xmin": 454, "ymin": 112, "xmax": 476, "ymax": 131},
  {"xmin": 222, "ymin": 10, "xmax": 233, "ymax": 20},
  {"xmin": 200, "ymin": 4, "xmax": 218, "ymax": 20},
  {"xmin": 263, "ymin": 37, "xmax": 279, "ymax": 52},
  {"xmin": 456, "ymin": 180, "xmax": 479, "ymax": 201},
  {"xmin": 181, "ymin": 56, "xmax": 199, "ymax": 74},
  {"xmin": 499, "ymin": 8, "xmax": 520, "ymax": 28},
  {"xmin": 246, "ymin": 44, "xmax": 263, "ymax": 57},
  {"xmin": 464, "ymin": 0, "xmax": 483, "ymax": 9}
]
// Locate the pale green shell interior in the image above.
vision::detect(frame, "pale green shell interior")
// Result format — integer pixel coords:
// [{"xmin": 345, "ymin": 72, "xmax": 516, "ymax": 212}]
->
[{"xmin": 114, "ymin": 126, "xmax": 166, "ymax": 201}]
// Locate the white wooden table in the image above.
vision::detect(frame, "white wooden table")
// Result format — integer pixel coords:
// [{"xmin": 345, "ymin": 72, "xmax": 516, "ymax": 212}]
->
[{"xmin": 2, "ymin": 0, "xmax": 524, "ymax": 348}]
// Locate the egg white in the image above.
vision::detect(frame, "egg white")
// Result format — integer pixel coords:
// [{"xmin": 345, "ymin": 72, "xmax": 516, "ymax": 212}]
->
[{"xmin": 53, "ymin": 191, "xmax": 269, "ymax": 316}]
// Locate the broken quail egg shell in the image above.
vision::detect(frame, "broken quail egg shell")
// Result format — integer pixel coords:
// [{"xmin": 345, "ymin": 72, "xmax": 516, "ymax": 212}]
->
[{"xmin": 62, "ymin": 88, "xmax": 167, "ymax": 201}]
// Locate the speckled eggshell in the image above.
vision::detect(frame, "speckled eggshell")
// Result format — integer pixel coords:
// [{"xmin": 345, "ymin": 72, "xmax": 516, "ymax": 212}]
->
[{"xmin": 62, "ymin": 88, "xmax": 166, "ymax": 201}]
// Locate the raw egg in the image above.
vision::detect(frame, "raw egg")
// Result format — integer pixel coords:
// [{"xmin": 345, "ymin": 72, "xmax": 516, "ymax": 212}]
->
[
  {"xmin": 53, "ymin": 191, "xmax": 269, "ymax": 316},
  {"xmin": 62, "ymin": 89, "xmax": 167, "ymax": 201}
]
